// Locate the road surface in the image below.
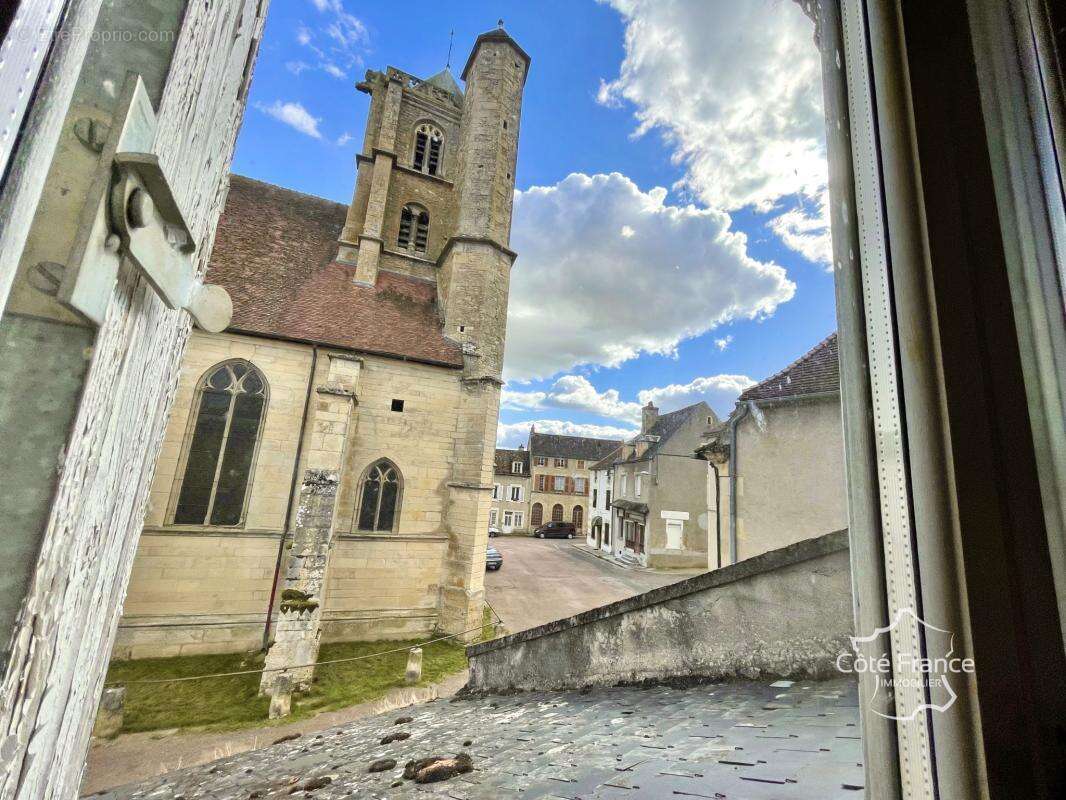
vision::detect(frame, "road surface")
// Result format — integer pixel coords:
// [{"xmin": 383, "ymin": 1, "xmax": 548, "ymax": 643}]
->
[{"xmin": 484, "ymin": 537, "xmax": 694, "ymax": 634}]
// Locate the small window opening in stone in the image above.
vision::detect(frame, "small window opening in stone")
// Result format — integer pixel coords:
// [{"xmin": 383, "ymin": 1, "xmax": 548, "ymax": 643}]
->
[
  {"xmin": 458, "ymin": 325, "xmax": 465, "ymax": 333},
  {"xmin": 413, "ymin": 209, "xmax": 429, "ymax": 252},
  {"xmin": 398, "ymin": 204, "xmax": 429, "ymax": 253},
  {"xmin": 391, "ymin": 399, "xmax": 404, "ymax": 412},
  {"xmin": 503, "ymin": 120, "xmax": 508, "ymax": 130},
  {"xmin": 413, "ymin": 123, "xmax": 444, "ymax": 176}
]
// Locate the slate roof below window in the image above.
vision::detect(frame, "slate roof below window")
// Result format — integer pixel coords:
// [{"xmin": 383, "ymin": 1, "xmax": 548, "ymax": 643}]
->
[
  {"xmin": 205, "ymin": 175, "xmax": 464, "ymax": 368},
  {"xmin": 529, "ymin": 432, "xmax": 623, "ymax": 463},
  {"xmin": 739, "ymin": 333, "xmax": 840, "ymax": 402}
]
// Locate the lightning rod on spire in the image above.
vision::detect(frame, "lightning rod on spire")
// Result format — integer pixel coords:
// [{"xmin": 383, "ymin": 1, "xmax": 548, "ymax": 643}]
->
[{"xmin": 446, "ymin": 29, "xmax": 454, "ymax": 68}]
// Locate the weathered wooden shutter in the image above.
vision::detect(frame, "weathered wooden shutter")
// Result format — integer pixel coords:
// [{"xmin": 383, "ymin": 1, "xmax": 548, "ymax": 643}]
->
[{"xmin": 0, "ymin": 1, "xmax": 268, "ymax": 796}]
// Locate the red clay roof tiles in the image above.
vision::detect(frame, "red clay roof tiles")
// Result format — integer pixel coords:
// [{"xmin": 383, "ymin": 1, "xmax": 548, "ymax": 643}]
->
[{"xmin": 206, "ymin": 175, "xmax": 463, "ymax": 368}]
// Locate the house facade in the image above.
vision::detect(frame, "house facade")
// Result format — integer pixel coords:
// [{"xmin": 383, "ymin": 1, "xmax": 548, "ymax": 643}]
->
[
  {"xmin": 610, "ymin": 402, "xmax": 717, "ymax": 569},
  {"xmin": 698, "ymin": 334, "xmax": 846, "ymax": 564},
  {"xmin": 114, "ymin": 29, "xmax": 530, "ymax": 659},
  {"xmin": 528, "ymin": 430, "xmax": 621, "ymax": 535},
  {"xmin": 492, "ymin": 447, "xmax": 531, "ymax": 533},
  {"xmin": 588, "ymin": 450, "xmax": 618, "ymax": 551}
]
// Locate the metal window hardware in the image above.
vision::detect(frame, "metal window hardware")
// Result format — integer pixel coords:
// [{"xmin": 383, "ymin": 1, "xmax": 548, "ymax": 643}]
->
[{"xmin": 56, "ymin": 73, "xmax": 232, "ymax": 332}]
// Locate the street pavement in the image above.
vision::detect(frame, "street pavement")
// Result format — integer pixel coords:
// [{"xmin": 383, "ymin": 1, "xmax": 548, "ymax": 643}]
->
[{"xmin": 484, "ymin": 537, "xmax": 693, "ymax": 634}]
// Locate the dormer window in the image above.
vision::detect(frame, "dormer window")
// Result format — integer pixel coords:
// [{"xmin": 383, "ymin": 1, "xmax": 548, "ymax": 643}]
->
[
  {"xmin": 511, "ymin": 461, "xmax": 523, "ymax": 474},
  {"xmin": 412, "ymin": 123, "xmax": 444, "ymax": 176},
  {"xmin": 398, "ymin": 204, "xmax": 429, "ymax": 253}
]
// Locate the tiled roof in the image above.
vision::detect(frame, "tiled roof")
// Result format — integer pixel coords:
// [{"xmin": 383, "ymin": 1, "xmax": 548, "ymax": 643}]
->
[
  {"xmin": 739, "ymin": 333, "xmax": 839, "ymax": 402},
  {"xmin": 618, "ymin": 402, "xmax": 713, "ymax": 464},
  {"xmin": 100, "ymin": 679, "xmax": 863, "ymax": 800},
  {"xmin": 494, "ymin": 448, "xmax": 530, "ymax": 476},
  {"xmin": 589, "ymin": 446, "xmax": 623, "ymax": 472},
  {"xmin": 529, "ymin": 432, "xmax": 622, "ymax": 463},
  {"xmin": 206, "ymin": 175, "xmax": 464, "ymax": 368}
]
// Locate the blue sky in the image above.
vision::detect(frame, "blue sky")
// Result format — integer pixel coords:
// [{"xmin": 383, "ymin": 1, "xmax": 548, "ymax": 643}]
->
[{"xmin": 233, "ymin": 0, "xmax": 836, "ymax": 446}]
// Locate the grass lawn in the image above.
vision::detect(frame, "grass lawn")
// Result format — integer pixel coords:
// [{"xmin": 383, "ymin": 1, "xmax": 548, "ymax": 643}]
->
[{"xmin": 104, "ymin": 637, "xmax": 468, "ymax": 734}]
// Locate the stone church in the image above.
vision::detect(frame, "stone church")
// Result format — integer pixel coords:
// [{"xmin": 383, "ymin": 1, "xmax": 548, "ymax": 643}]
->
[{"xmin": 112, "ymin": 27, "xmax": 530, "ymax": 660}]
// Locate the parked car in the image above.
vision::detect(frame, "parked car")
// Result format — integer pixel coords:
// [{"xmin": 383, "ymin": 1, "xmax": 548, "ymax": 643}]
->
[
  {"xmin": 486, "ymin": 546, "xmax": 503, "ymax": 570},
  {"xmin": 488, "ymin": 524, "xmax": 500, "ymax": 538},
  {"xmin": 534, "ymin": 521, "xmax": 576, "ymax": 539}
]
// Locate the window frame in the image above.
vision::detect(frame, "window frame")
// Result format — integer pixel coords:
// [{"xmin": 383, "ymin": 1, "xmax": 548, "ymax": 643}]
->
[
  {"xmin": 509, "ymin": 484, "xmax": 522, "ymax": 502},
  {"xmin": 411, "ymin": 121, "xmax": 445, "ymax": 176},
  {"xmin": 168, "ymin": 359, "xmax": 269, "ymax": 529},
  {"xmin": 397, "ymin": 202, "xmax": 430, "ymax": 254},
  {"xmin": 353, "ymin": 458, "xmax": 404, "ymax": 533}
]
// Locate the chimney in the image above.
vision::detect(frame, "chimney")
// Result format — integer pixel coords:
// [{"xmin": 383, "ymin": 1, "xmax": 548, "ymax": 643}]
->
[{"xmin": 641, "ymin": 402, "xmax": 659, "ymax": 434}]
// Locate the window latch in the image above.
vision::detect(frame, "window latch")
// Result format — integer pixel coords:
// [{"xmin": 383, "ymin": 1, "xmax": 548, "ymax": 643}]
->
[{"xmin": 57, "ymin": 73, "xmax": 232, "ymax": 332}]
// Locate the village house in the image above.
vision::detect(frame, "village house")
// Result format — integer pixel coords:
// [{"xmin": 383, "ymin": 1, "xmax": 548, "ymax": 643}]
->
[
  {"xmin": 528, "ymin": 430, "xmax": 621, "ymax": 536},
  {"xmin": 609, "ymin": 402, "xmax": 717, "ymax": 568},
  {"xmin": 112, "ymin": 28, "xmax": 530, "ymax": 661},
  {"xmin": 491, "ymin": 446, "xmax": 531, "ymax": 534},
  {"xmin": 697, "ymin": 333, "xmax": 845, "ymax": 565},
  {"xmin": 588, "ymin": 448, "xmax": 619, "ymax": 552}
]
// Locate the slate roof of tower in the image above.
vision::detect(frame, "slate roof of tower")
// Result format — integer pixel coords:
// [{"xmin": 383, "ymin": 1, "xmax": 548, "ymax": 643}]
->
[
  {"xmin": 205, "ymin": 175, "xmax": 464, "ymax": 368},
  {"xmin": 739, "ymin": 333, "xmax": 840, "ymax": 402},
  {"xmin": 494, "ymin": 448, "xmax": 530, "ymax": 476},
  {"xmin": 424, "ymin": 67, "xmax": 464, "ymax": 98},
  {"xmin": 461, "ymin": 26, "xmax": 531, "ymax": 80},
  {"xmin": 528, "ymin": 432, "xmax": 622, "ymax": 462}
]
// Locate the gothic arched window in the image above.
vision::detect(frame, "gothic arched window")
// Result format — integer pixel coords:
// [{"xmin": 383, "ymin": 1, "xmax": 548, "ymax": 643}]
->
[
  {"xmin": 531, "ymin": 502, "xmax": 543, "ymax": 527},
  {"xmin": 397, "ymin": 204, "xmax": 429, "ymax": 254},
  {"xmin": 173, "ymin": 360, "xmax": 268, "ymax": 526},
  {"xmin": 412, "ymin": 122, "xmax": 444, "ymax": 176},
  {"xmin": 356, "ymin": 459, "xmax": 402, "ymax": 532}
]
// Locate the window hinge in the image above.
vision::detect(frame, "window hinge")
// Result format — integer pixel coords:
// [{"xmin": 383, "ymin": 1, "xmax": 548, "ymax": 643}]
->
[{"xmin": 56, "ymin": 74, "xmax": 232, "ymax": 332}]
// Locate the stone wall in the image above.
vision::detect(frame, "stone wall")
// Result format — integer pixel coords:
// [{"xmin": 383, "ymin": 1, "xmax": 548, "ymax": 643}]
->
[
  {"xmin": 736, "ymin": 395, "xmax": 847, "ymax": 560},
  {"xmin": 465, "ymin": 530, "xmax": 852, "ymax": 692},
  {"xmin": 117, "ymin": 330, "xmax": 474, "ymax": 657}
]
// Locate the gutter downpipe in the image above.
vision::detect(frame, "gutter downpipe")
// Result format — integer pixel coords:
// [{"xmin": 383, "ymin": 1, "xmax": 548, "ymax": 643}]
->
[
  {"xmin": 263, "ymin": 345, "xmax": 319, "ymax": 648},
  {"xmin": 710, "ymin": 460, "xmax": 722, "ymax": 569},
  {"xmin": 727, "ymin": 401, "xmax": 751, "ymax": 565}
]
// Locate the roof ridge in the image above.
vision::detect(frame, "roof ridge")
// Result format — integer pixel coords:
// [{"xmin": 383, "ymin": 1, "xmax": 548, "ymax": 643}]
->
[
  {"xmin": 743, "ymin": 332, "xmax": 837, "ymax": 395},
  {"xmin": 230, "ymin": 173, "xmax": 347, "ymax": 210}
]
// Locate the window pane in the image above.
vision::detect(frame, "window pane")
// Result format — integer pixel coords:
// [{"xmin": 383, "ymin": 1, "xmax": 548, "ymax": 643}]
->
[
  {"xmin": 377, "ymin": 477, "xmax": 398, "ymax": 531},
  {"xmin": 173, "ymin": 390, "xmax": 230, "ymax": 524},
  {"xmin": 209, "ymin": 392, "xmax": 264, "ymax": 525},
  {"xmin": 358, "ymin": 475, "xmax": 381, "ymax": 531}
]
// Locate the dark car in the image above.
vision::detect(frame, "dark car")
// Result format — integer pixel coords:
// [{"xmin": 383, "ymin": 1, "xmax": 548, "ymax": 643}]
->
[
  {"xmin": 486, "ymin": 546, "xmax": 503, "ymax": 570},
  {"xmin": 534, "ymin": 521, "xmax": 576, "ymax": 539}
]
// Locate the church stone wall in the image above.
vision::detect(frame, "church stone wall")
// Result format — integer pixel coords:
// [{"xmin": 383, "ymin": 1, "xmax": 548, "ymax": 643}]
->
[
  {"xmin": 380, "ymin": 168, "xmax": 456, "ymax": 262},
  {"xmin": 116, "ymin": 331, "xmax": 471, "ymax": 657}
]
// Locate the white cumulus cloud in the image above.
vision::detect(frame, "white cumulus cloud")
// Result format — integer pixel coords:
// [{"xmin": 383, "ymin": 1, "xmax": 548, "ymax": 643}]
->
[
  {"xmin": 506, "ymin": 172, "xmax": 794, "ymax": 381},
  {"xmin": 599, "ymin": 0, "xmax": 831, "ymax": 266},
  {"xmin": 503, "ymin": 372, "xmax": 754, "ymax": 428},
  {"xmin": 255, "ymin": 100, "xmax": 323, "ymax": 139},
  {"xmin": 496, "ymin": 419, "xmax": 636, "ymax": 449},
  {"xmin": 714, "ymin": 335, "xmax": 733, "ymax": 351},
  {"xmin": 638, "ymin": 374, "xmax": 754, "ymax": 416}
]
